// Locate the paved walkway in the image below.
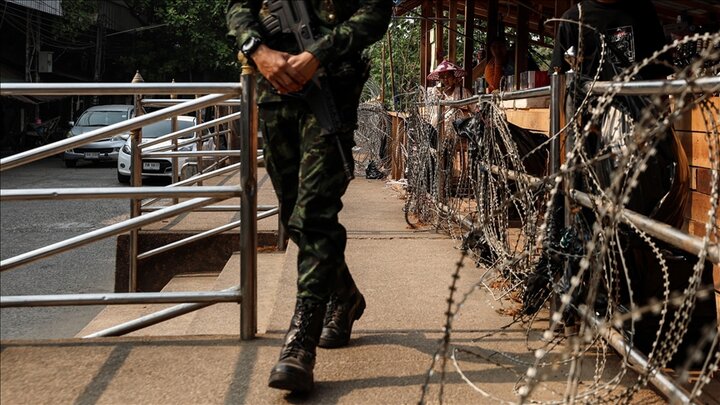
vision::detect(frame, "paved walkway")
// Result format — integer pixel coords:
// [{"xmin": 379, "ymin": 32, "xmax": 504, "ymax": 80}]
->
[{"xmin": 1, "ymin": 175, "xmax": 716, "ymax": 404}]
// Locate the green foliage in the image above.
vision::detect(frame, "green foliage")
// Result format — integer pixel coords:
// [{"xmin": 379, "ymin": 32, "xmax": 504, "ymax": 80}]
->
[
  {"xmin": 58, "ymin": 0, "xmax": 98, "ymax": 41},
  {"xmin": 121, "ymin": 0, "xmax": 237, "ymax": 82},
  {"xmin": 366, "ymin": 16, "xmax": 421, "ymax": 111},
  {"xmin": 60, "ymin": 0, "xmax": 238, "ymax": 82}
]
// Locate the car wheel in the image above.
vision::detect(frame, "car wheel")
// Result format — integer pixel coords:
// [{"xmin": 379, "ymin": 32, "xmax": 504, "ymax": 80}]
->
[
  {"xmin": 64, "ymin": 160, "xmax": 77, "ymax": 168},
  {"xmin": 117, "ymin": 172, "xmax": 130, "ymax": 183}
]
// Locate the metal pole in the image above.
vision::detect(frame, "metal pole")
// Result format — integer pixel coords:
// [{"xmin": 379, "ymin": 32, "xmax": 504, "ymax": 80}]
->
[
  {"xmin": 549, "ymin": 71, "xmax": 565, "ymax": 177},
  {"xmin": 1, "ymin": 93, "xmax": 235, "ymax": 172},
  {"xmin": 239, "ymin": 61, "xmax": 258, "ymax": 340},
  {"xmin": 0, "ymin": 197, "xmax": 220, "ymax": 271},
  {"xmin": 0, "ymin": 82, "xmax": 243, "ymax": 96},
  {"xmin": 0, "ymin": 186, "xmax": 241, "ymax": 201},
  {"xmin": 138, "ymin": 207, "xmax": 277, "ymax": 261},
  {"xmin": 142, "ymin": 151, "xmax": 241, "ymax": 158},
  {"xmin": 549, "ymin": 69, "xmax": 572, "ymax": 332},
  {"xmin": 570, "ymin": 189, "xmax": 720, "ymax": 264},
  {"xmin": 586, "ymin": 76, "xmax": 720, "ymax": 95},
  {"xmin": 1, "ymin": 291, "xmax": 241, "ymax": 307},
  {"xmin": 437, "ymin": 102, "xmax": 446, "ymax": 205},
  {"xmin": 130, "ymin": 72, "xmax": 144, "ymax": 292},
  {"xmin": 142, "ymin": 99, "xmax": 242, "ymax": 107},
  {"xmin": 84, "ymin": 285, "xmax": 242, "ymax": 338},
  {"xmin": 139, "ymin": 113, "xmax": 240, "ymax": 148},
  {"xmin": 586, "ymin": 312, "xmax": 698, "ymax": 405},
  {"xmin": 170, "ymin": 84, "xmax": 179, "ymax": 203},
  {"xmin": 277, "ymin": 201, "xmax": 288, "ymax": 251},
  {"xmin": 195, "ymin": 94, "xmax": 206, "ymax": 186}
]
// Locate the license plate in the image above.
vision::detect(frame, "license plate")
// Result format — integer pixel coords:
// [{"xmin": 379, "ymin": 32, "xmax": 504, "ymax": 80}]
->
[
  {"xmin": 143, "ymin": 162, "xmax": 160, "ymax": 171},
  {"xmin": 84, "ymin": 152, "xmax": 99, "ymax": 159}
]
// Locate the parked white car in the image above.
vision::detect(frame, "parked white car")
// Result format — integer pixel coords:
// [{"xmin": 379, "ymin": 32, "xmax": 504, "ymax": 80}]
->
[{"xmin": 116, "ymin": 116, "xmax": 212, "ymax": 183}]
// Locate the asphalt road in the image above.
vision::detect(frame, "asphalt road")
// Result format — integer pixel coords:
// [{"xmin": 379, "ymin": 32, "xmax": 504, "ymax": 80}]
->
[{"xmin": 0, "ymin": 156, "xmax": 156, "ymax": 340}]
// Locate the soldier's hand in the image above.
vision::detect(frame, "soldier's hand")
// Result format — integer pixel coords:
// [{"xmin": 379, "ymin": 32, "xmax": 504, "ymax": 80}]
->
[
  {"xmin": 251, "ymin": 45, "xmax": 305, "ymax": 94},
  {"xmin": 288, "ymin": 52, "xmax": 320, "ymax": 87}
]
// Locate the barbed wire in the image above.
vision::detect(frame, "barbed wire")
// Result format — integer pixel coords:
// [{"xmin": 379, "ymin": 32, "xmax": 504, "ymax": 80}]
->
[{"xmin": 353, "ymin": 29, "xmax": 719, "ymax": 404}]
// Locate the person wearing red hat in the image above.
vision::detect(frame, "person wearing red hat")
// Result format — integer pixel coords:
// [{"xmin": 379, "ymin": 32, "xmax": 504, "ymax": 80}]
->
[
  {"xmin": 424, "ymin": 60, "xmax": 473, "ymax": 194},
  {"xmin": 426, "ymin": 60, "xmax": 472, "ymax": 129}
]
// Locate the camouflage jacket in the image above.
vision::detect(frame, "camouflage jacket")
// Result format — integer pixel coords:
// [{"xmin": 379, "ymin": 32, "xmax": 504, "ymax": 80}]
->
[{"xmin": 226, "ymin": 0, "xmax": 392, "ymax": 103}]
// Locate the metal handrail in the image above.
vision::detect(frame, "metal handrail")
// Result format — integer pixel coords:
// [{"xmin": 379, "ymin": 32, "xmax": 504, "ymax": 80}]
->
[
  {"xmin": 141, "ymin": 205, "xmax": 277, "ymax": 213},
  {"xmin": 0, "ymin": 82, "xmax": 242, "ymax": 95},
  {"xmin": 475, "ymin": 160, "xmax": 720, "ymax": 264},
  {"xmin": 82, "ymin": 284, "xmax": 243, "ymax": 338},
  {"xmin": 438, "ymin": 85, "xmax": 551, "ymax": 108},
  {"xmin": 586, "ymin": 76, "xmax": 720, "ymax": 95},
  {"xmin": 570, "ymin": 189, "xmax": 719, "ymax": 264},
  {"xmin": 0, "ymin": 93, "xmax": 234, "ymax": 171},
  {"xmin": 143, "ymin": 98, "xmax": 242, "ymax": 107},
  {"xmin": 140, "ymin": 163, "xmax": 242, "ymax": 208},
  {"xmin": 171, "ymin": 130, "xmax": 231, "ymax": 151},
  {"xmin": 1, "ymin": 291, "xmax": 242, "ymax": 307},
  {"xmin": 0, "ymin": 186, "xmax": 241, "ymax": 201},
  {"xmin": 142, "ymin": 206, "xmax": 241, "ymax": 212},
  {"xmin": 142, "ymin": 150, "xmax": 241, "ymax": 158},
  {"xmin": 0, "ymin": 78, "xmax": 267, "ymax": 341},
  {"xmin": 0, "ymin": 197, "xmax": 224, "ymax": 272},
  {"xmin": 137, "ymin": 207, "xmax": 278, "ymax": 261},
  {"xmin": 140, "ymin": 112, "xmax": 241, "ymax": 148}
]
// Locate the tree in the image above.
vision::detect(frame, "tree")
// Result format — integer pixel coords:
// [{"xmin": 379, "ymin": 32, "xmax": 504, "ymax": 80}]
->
[
  {"xmin": 366, "ymin": 17, "xmax": 421, "ymax": 111},
  {"xmin": 115, "ymin": 0, "xmax": 238, "ymax": 82},
  {"xmin": 60, "ymin": 0, "xmax": 238, "ymax": 82}
]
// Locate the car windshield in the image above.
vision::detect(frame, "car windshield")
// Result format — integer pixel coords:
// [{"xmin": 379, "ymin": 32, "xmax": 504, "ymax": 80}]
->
[
  {"xmin": 77, "ymin": 110, "xmax": 130, "ymax": 126},
  {"xmin": 141, "ymin": 119, "xmax": 195, "ymax": 139}
]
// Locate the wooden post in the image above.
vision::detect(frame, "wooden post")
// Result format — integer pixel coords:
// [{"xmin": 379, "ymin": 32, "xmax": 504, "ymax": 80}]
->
[
  {"xmin": 486, "ymin": 0, "xmax": 499, "ymax": 49},
  {"xmin": 420, "ymin": 0, "xmax": 432, "ymax": 88},
  {"xmin": 381, "ymin": 42, "xmax": 386, "ymax": 106},
  {"xmin": 515, "ymin": 0, "xmax": 530, "ymax": 90},
  {"xmin": 448, "ymin": 1, "xmax": 457, "ymax": 62},
  {"xmin": 388, "ymin": 31, "xmax": 398, "ymax": 110},
  {"xmin": 463, "ymin": 0, "xmax": 476, "ymax": 91},
  {"xmin": 435, "ymin": 0, "xmax": 444, "ymax": 64}
]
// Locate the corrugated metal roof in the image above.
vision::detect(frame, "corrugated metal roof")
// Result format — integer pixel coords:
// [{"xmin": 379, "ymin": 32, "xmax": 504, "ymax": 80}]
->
[
  {"xmin": 6, "ymin": 0, "xmax": 62, "ymax": 16},
  {"xmin": 394, "ymin": 0, "xmax": 720, "ymax": 29}
]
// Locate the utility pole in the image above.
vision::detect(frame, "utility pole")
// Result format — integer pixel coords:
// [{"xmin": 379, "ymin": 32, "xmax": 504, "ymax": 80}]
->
[
  {"xmin": 25, "ymin": 9, "xmax": 30, "ymax": 83},
  {"xmin": 93, "ymin": 15, "xmax": 105, "ymax": 105}
]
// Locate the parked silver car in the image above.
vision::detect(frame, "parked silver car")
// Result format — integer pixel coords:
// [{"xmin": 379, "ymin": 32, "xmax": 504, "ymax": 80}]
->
[{"xmin": 63, "ymin": 105, "xmax": 134, "ymax": 167}]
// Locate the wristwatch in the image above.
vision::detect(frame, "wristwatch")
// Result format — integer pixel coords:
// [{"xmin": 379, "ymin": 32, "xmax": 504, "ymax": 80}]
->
[{"xmin": 241, "ymin": 36, "xmax": 262, "ymax": 60}]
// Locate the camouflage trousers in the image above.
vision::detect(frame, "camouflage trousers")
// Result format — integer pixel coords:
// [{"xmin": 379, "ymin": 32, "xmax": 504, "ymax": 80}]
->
[{"xmin": 259, "ymin": 98, "xmax": 357, "ymax": 305}]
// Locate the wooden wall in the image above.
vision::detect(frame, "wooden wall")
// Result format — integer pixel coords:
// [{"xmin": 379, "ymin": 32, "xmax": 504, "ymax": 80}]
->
[
  {"xmin": 674, "ymin": 97, "xmax": 720, "ymax": 319},
  {"xmin": 505, "ymin": 101, "xmax": 720, "ymax": 321}
]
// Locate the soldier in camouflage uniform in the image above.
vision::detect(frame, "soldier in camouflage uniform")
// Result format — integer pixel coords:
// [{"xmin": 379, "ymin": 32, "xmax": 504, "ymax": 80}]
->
[{"xmin": 226, "ymin": 0, "xmax": 392, "ymax": 393}]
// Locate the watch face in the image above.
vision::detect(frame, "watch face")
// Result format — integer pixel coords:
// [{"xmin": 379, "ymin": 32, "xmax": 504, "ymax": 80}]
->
[{"xmin": 243, "ymin": 37, "xmax": 260, "ymax": 55}]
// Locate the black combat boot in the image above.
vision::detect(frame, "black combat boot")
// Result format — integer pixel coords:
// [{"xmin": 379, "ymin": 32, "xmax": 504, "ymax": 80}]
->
[
  {"xmin": 318, "ymin": 288, "xmax": 366, "ymax": 348},
  {"xmin": 268, "ymin": 300, "xmax": 326, "ymax": 393}
]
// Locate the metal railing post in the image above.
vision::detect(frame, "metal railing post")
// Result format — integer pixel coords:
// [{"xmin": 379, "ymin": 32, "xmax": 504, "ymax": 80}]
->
[
  {"xmin": 171, "ymin": 81, "xmax": 180, "ymax": 203},
  {"xmin": 437, "ymin": 102, "xmax": 446, "ymax": 206},
  {"xmin": 549, "ymin": 70, "xmax": 565, "ymax": 182},
  {"xmin": 195, "ymin": 94, "xmax": 206, "ymax": 184},
  {"xmin": 239, "ymin": 61, "xmax": 258, "ymax": 340},
  {"xmin": 129, "ymin": 71, "xmax": 144, "ymax": 292},
  {"xmin": 277, "ymin": 201, "xmax": 287, "ymax": 250},
  {"xmin": 548, "ymin": 70, "xmax": 568, "ymax": 331}
]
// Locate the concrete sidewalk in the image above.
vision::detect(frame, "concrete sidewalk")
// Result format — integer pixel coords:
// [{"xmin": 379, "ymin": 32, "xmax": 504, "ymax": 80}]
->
[{"xmin": 1, "ymin": 177, "xmax": 715, "ymax": 404}]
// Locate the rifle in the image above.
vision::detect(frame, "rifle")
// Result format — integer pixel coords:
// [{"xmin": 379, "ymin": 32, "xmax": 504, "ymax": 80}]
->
[{"xmin": 261, "ymin": 0, "xmax": 355, "ymax": 180}]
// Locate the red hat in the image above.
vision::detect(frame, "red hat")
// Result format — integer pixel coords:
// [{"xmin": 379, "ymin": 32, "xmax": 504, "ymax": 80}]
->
[{"xmin": 427, "ymin": 60, "xmax": 466, "ymax": 80}]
